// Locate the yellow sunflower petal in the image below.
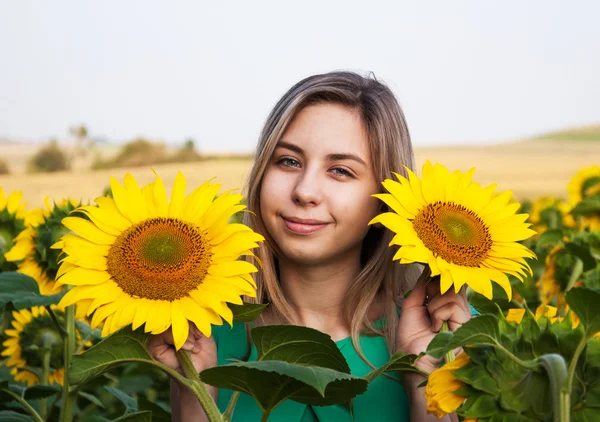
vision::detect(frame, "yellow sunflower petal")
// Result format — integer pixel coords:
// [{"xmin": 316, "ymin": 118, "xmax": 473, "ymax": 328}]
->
[
  {"xmin": 168, "ymin": 171, "xmax": 187, "ymax": 218},
  {"xmin": 62, "ymin": 217, "xmax": 116, "ymax": 245}
]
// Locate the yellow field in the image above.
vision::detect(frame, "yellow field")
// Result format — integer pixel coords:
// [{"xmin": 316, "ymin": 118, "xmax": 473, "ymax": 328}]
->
[{"xmin": 0, "ymin": 140, "xmax": 598, "ymax": 207}]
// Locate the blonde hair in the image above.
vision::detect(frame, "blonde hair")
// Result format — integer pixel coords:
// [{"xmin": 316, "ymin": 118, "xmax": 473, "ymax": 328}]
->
[{"xmin": 243, "ymin": 70, "xmax": 421, "ymax": 355}]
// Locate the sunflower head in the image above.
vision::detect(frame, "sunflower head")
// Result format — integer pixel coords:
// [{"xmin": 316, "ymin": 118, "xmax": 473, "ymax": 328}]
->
[
  {"xmin": 57, "ymin": 172, "xmax": 264, "ymax": 350},
  {"xmin": 424, "ymin": 352, "xmax": 471, "ymax": 418},
  {"xmin": 568, "ymin": 165, "xmax": 600, "ymax": 206},
  {"xmin": 4, "ymin": 198, "xmax": 81, "ymax": 295},
  {"xmin": 369, "ymin": 161, "xmax": 536, "ymax": 300},
  {"xmin": 0, "ymin": 187, "xmax": 27, "ymax": 271},
  {"xmin": 527, "ymin": 196, "xmax": 575, "ymax": 234},
  {"xmin": 2, "ymin": 307, "xmax": 67, "ymax": 386}
]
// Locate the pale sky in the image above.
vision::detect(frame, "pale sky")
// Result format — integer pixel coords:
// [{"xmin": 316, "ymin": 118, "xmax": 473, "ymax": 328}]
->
[{"xmin": 0, "ymin": 0, "xmax": 599, "ymax": 152}]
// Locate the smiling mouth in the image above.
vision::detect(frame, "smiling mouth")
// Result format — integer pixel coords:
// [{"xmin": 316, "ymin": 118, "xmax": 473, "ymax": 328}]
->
[{"xmin": 282, "ymin": 217, "xmax": 330, "ymax": 235}]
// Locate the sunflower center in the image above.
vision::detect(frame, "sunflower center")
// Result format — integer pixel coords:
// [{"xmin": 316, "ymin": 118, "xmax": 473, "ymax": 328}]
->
[
  {"xmin": 413, "ymin": 202, "xmax": 492, "ymax": 267},
  {"xmin": 106, "ymin": 217, "xmax": 213, "ymax": 301}
]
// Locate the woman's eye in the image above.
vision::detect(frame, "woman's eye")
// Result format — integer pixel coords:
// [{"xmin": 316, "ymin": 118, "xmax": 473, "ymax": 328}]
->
[
  {"xmin": 331, "ymin": 167, "xmax": 353, "ymax": 178},
  {"xmin": 278, "ymin": 157, "xmax": 300, "ymax": 168}
]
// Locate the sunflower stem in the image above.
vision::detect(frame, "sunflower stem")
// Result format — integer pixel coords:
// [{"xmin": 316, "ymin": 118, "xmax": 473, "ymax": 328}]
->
[
  {"xmin": 176, "ymin": 349, "xmax": 223, "ymax": 422},
  {"xmin": 58, "ymin": 304, "xmax": 76, "ymax": 422},
  {"xmin": 223, "ymin": 391, "xmax": 240, "ymax": 421},
  {"xmin": 538, "ymin": 354, "xmax": 569, "ymax": 422},
  {"xmin": 559, "ymin": 335, "xmax": 587, "ymax": 422},
  {"xmin": 45, "ymin": 306, "xmax": 67, "ymax": 339},
  {"xmin": 440, "ymin": 321, "xmax": 455, "ymax": 363},
  {"xmin": 40, "ymin": 347, "xmax": 51, "ymax": 421}
]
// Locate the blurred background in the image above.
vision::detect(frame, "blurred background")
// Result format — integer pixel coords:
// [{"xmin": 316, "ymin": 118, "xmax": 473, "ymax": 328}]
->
[{"xmin": 1, "ymin": 0, "xmax": 599, "ymax": 205}]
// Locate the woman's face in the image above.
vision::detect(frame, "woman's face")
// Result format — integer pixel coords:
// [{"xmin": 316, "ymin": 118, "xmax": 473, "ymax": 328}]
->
[{"xmin": 260, "ymin": 103, "xmax": 381, "ymax": 266}]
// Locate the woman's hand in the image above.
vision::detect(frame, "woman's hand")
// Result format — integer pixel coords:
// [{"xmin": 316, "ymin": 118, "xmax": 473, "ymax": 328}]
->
[
  {"xmin": 397, "ymin": 274, "xmax": 471, "ymax": 373},
  {"xmin": 147, "ymin": 322, "xmax": 218, "ymax": 375}
]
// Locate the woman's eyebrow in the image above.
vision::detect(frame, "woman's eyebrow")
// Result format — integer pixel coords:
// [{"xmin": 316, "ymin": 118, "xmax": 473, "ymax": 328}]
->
[
  {"xmin": 327, "ymin": 153, "xmax": 366, "ymax": 166},
  {"xmin": 276, "ymin": 141, "xmax": 366, "ymax": 166},
  {"xmin": 276, "ymin": 141, "xmax": 304, "ymax": 154}
]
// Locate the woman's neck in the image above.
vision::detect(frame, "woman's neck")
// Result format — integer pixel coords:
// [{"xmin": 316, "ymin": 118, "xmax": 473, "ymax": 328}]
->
[{"xmin": 271, "ymin": 253, "xmax": 362, "ymax": 341}]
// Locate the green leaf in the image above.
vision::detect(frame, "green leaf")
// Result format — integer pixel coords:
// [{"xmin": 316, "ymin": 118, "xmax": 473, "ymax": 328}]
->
[
  {"xmin": 78, "ymin": 391, "xmax": 106, "ymax": 409},
  {"xmin": 138, "ymin": 396, "xmax": 171, "ymax": 422},
  {"xmin": 23, "ymin": 384, "xmax": 61, "ymax": 400},
  {"xmin": 230, "ymin": 302, "xmax": 268, "ymax": 323},
  {"xmin": 566, "ymin": 287, "xmax": 600, "ymax": 337},
  {"xmin": 200, "ymin": 360, "xmax": 367, "ymax": 412},
  {"xmin": 427, "ymin": 316, "xmax": 501, "ymax": 359},
  {"xmin": 565, "ymin": 242, "xmax": 598, "ymax": 272},
  {"xmin": 70, "ymin": 326, "xmax": 153, "ymax": 385},
  {"xmin": 251, "ymin": 325, "xmax": 350, "ymax": 373},
  {"xmin": 0, "ymin": 411, "xmax": 36, "ymax": 422},
  {"xmin": 516, "ymin": 307, "xmax": 541, "ymax": 345},
  {"xmin": 0, "ymin": 272, "xmax": 65, "ymax": 313},
  {"xmin": 364, "ymin": 351, "xmax": 421, "ymax": 383},
  {"xmin": 453, "ymin": 360, "xmax": 500, "ymax": 395},
  {"xmin": 111, "ymin": 411, "xmax": 152, "ymax": 422},
  {"xmin": 536, "ymin": 229, "xmax": 564, "ymax": 249},
  {"xmin": 104, "ymin": 386, "xmax": 138, "ymax": 414},
  {"xmin": 571, "ymin": 194, "xmax": 600, "ymax": 217},
  {"xmin": 458, "ymin": 393, "xmax": 499, "ymax": 418},
  {"xmin": 425, "ymin": 332, "xmax": 454, "ymax": 359},
  {"xmin": 572, "ymin": 407, "xmax": 600, "ymax": 422}
]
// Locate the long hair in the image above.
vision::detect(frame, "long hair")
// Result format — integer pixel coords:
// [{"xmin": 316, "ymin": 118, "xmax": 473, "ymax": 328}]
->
[{"xmin": 242, "ymin": 70, "xmax": 421, "ymax": 355}]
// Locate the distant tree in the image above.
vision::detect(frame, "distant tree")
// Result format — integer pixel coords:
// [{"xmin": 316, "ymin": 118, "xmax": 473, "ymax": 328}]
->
[
  {"xmin": 0, "ymin": 158, "xmax": 9, "ymax": 175},
  {"xmin": 28, "ymin": 139, "xmax": 70, "ymax": 173}
]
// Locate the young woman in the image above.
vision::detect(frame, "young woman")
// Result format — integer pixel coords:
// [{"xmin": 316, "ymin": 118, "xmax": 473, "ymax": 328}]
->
[{"xmin": 148, "ymin": 71, "xmax": 473, "ymax": 421}]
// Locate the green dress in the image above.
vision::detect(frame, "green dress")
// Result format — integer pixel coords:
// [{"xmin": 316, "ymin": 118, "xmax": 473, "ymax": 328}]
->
[
  {"xmin": 212, "ymin": 319, "xmax": 407, "ymax": 422},
  {"xmin": 212, "ymin": 306, "xmax": 478, "ymax": 421}
]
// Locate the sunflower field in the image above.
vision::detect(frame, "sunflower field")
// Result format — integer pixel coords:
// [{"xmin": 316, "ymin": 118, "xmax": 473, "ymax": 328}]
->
[{"xmin": 0, "ymin": 164, "xmax": 599, "ymax": 422}]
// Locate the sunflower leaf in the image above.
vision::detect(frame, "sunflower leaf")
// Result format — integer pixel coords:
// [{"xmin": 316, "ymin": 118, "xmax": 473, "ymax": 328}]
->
[
  {"xmin": 536, "ymin": 229, "xmax": 564, "ymax": 249},
  {"xmin": 111, "ymin": 411, "xmax": 152, "ymax": 422},
  {"xmin": 0, "ymin": 272, "xmax": 65, "ymax": 313},
  {"xmin": 230, "ymin": 302, "xmax": 267, "ymax": 323},
  {"xmin": 564, "ymin": 242, "xmax": 598, "ymax": 272},
  {"xmin": 0, "ymin": 411, "xmax": 37, "ymax": 422},
  {"xmin": 566, "ymin": 287, "xmax": 600, "ymax": 337},
  {"xmin": 104, "ymin": 386, "xmax": 138, "ymax": 414},
  {"xmin": 23, "ymin": 385, "xmax": 61, "ymax": 400},
  {"xmin": 364, "ymin": 351, "xmax": 422, "ymax": 383},
  {"xmin": 69, "ymin": 327, "xmax": 153, "ymax": 385},
  {"xmin": 570, "ymin": 194, "xmax": 600, "ymax": 217},
  {"xmin": 200, "ymin": 360, "xmax": 367, "ymax": 413},
  {"xmin": 251, "ymin": 325, "xmax": 350, "ymax": 373}
]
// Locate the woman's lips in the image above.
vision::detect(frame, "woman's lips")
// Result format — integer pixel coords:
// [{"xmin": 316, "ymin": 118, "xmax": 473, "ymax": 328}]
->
[{"xmin": 282, "ymin": 217, "xmax": 329, "ymax": 234}]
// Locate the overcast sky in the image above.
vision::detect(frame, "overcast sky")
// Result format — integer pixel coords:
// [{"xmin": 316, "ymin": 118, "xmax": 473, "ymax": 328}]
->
[{"xmin": 0, "ymin": 1, "xmax": 598, "ymax": 151}]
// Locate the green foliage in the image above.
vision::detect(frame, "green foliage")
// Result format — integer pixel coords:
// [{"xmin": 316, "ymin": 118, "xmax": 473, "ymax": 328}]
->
[
  {"xmin": 0, "ymin": 272, "xmax": 66, "ymax": 314},
  {"xmin": 424, "ymin": 287, "xmax": 600, "ymax": 420},
  {"xmin": 201, "ymin": 325, "xmax": 368, "ymax": 415},
  {"xmin": 27, "ymin": 140, "xmax": 70, "ymax": 173}
]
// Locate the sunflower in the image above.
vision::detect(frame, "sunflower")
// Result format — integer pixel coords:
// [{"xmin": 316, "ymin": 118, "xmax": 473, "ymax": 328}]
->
[
  {"xmin": 527, "ymin": 196, "xmax": 575, "ymax": 234},
  {"xmin": 2, "ymin": 307, "xmax": 71, "ymax": 386},
  {"xmin": 505, "ymin": 304, "xmax": 560, "ymax": 324},
  {"xmin": 424, "ymin": 351, "xmax": 471, "ymax": 418},
  {"xmin": 537, "ymin": 245, "xmax": 568, "ymax": 309},
  {"xmin": 0, "ymin": 187, "xmax": 27, "ymax": 271},
  {"xmin": 56, "ymin": 172, "xmax": 264, "ymax": 350},
  {"xmin": 568, "ymin": 165, "xmax": 600, "ymax": 231},
  {"xmin": 369, "ymin": 161, "xmax": 536, "ymax": 300},
  {"xmin": 568, "ymin": 165, "xmax": 600, "ymax": 206},
  {"xmin": 5, "ymin": 198, "xmax": 81, "ymax": 295}
]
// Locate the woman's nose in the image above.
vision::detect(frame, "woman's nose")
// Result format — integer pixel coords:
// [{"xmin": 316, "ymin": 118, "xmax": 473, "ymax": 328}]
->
[{"xmin": 292, "ymin": 171, "xmax": 323, "ymax": 207}]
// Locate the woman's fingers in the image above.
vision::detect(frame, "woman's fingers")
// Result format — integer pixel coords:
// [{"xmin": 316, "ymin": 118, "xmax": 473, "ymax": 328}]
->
[
  {"xmin": 426, "ymin": 286, "xmax": 471, "ymax": 317},
  {"xmin": 429, "ymin": 302, "xmax": 471, "ymax": 332}
]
